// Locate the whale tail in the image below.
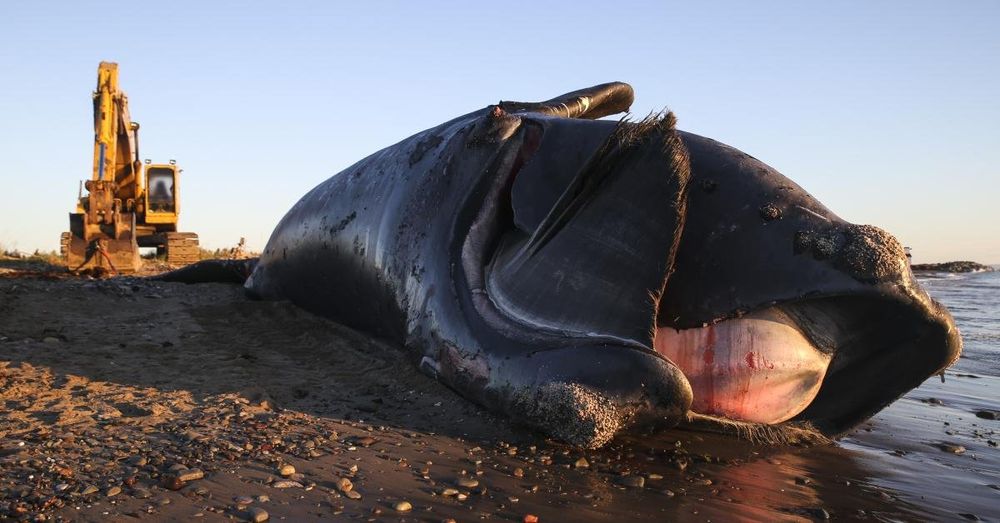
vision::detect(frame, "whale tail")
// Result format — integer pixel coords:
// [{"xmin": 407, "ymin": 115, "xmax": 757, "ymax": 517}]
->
[{"xmin": 151, "ymin": 258, "xmax": 258, "ymax": 284}]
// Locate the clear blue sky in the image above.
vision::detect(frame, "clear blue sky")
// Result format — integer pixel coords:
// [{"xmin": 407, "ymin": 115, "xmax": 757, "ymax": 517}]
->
[{"xmin": 1, "ymin": 1, "xmax": 997, "ymax": 263}]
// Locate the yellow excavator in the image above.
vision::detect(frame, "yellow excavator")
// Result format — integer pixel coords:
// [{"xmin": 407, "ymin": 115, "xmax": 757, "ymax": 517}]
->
[{"xmin": 61, "ymin": 61, "xmax": 198, "ymax": 273}]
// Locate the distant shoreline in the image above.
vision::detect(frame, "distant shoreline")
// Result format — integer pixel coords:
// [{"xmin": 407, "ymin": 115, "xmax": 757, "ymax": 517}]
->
[{"xmin": 910, "ymin": 261, "xmax": 995, "ymax": 273}]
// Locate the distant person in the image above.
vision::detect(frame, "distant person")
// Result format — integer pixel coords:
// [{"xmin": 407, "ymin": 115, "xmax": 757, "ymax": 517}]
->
[{"xmin": 149, "ymin": 179, "xmax": 172, "ymax": 211}]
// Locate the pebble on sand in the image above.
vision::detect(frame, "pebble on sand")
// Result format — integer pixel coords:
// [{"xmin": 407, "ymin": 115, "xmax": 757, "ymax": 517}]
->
[
  {"xmin": 336, "ymin": 477, "xmax": 353, "ymax": 493},
  {"xmin": 161, "ymin": 476, "xmax": 187, "ymax": 491},
  {"xmin": 393, "ymin": 500, "xmax": 412, "ymax": 512},
  {"xmin": 177, "ymin": 469, "xmax": 205, "ymax": 482},
  {"xmin": 618, "ymin": 476, "xmax": 645, "ymax": 488},
  {"xmin": 457, "ymin": 478, "xmax": 479, "ymax": 489},
  {"xmin": 574, "ymin": 457, "xmax": 589, "ymax": 468},
  {"xmin": 246, "ymin": 507, "xmax": 269, "ymax": 522},
  {"xmin": 105, "ymin": 486, "xmax": 122, "ymax": 497},
  {"xmin": 278, "ymin": 464, "xmax": 296, "ymax": 477}
]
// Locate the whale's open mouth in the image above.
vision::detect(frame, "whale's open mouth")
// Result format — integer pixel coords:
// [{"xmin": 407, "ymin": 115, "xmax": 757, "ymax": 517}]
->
[
  {"xmin": 653, "ymin": 293, "xmax": 960, "ymax": 434},
  {"xmin": 654, "ymin": 307, "xmax": 830, "ymax": 425}
]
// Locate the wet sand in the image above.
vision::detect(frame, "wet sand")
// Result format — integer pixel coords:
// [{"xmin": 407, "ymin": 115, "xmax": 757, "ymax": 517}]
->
[{"xmin": 1, "ymin": 262, "xmax": 996, "ymax": 522}]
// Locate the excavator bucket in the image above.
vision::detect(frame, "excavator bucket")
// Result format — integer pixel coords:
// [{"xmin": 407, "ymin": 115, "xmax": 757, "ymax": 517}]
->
[
  {"xmin": 64, "ymin": 235, "xmax": 140, "ymax": 274},
  {"xmin": 63, "ymin": 208, "xmax": 141, "ymax": 274}
]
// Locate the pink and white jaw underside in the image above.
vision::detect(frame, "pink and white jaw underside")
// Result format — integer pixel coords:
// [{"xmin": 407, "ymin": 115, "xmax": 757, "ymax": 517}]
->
[{"xmin": 654, "ymin": 309, "xmax": 831, "ymax": 425}]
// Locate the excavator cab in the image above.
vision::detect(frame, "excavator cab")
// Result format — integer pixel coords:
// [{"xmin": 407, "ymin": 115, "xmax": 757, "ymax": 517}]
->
[{"xmin": 144, "ymin": 162, "xmax": 179, "ymax": 220}]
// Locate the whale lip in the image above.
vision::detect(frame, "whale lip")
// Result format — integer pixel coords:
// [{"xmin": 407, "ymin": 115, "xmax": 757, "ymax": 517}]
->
[{"xmin": 786, "ymin": 291, "xmax": 962, "ymax": 434}]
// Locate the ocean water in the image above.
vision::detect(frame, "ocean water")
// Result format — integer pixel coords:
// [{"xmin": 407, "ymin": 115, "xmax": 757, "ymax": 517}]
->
[{"xmin": 918, "ymin": 268, "xmax": 1000, "ymax": 377}]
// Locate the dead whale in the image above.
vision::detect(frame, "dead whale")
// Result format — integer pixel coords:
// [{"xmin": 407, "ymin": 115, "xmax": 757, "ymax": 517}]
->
[{"xmin": 160, "ymin": 82, "xmax": 961, "ymax": 448}]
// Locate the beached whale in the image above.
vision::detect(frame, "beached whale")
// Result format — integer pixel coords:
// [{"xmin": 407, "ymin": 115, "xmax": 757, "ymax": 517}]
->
[{"xmin": 160, "ymin": 83, "xmax": 962, "ymax": 448}]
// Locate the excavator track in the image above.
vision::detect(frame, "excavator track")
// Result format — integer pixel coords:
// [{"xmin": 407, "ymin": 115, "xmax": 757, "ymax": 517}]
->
[
  {"xmin": 165, "ymin": 232, "xmax": 200, "ymax": 266},
  {"xmin": 59, "ymin": 232, "xmax": 71, "ymax": 261}
]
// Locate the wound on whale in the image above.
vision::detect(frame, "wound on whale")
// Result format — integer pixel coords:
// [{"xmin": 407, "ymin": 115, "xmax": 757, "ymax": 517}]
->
[{"xmin": 159, "ymin": 82, "xmax": 962, "ymax": 448}]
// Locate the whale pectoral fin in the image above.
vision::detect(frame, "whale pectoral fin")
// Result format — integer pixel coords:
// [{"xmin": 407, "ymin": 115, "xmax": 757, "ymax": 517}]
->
[
  {"xmin": 488, "ymin": 114, "xmax": 690, "ymax": 344},
  {"xmin": 499, "ymin": 82, "xmax": 634, "ymax": 120}
]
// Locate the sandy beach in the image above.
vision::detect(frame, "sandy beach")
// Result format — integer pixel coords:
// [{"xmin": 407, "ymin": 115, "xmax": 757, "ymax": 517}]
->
[{"xmin": 0, "ymin": 260, "xmax": 996, "ymax": 522}]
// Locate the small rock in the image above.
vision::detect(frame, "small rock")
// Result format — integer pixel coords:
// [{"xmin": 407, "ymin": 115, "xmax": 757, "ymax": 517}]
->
[
  {"xmin": 512, "ymin": 468, "xmax": 524, "ymax": 478},
  {"xmin": 278, "ymin": 464, "xmax": 295, "ymax": 477},
  {"xmin": 161, "ymin": 476, "xmax": 186, "ymax": 491},
  {"xmin": 647, "ymin": 473, "xmax": 663, "ymax": 480},
  {"xmin": 345, "ymin": 490, "xmax": 362, "ymax": 500},
  {"xmin": 618, "ymin": 475, "xmax": 645, "ymax": 488},
  {"xmin": 177, "ymin": 469, "xmax": 205, "ymax": 482},
  {"xmin": 271, "ymin": 480, "xmax": 303, "ymax": 489},
  {"xmin": 524, "ymin": 515, "xmax": 540, "ymax": 523},
  {"xmin": 133, "ymin": 488, "xmax": 152, "ymax": 499},
  {"xmin": 441, "ymin": 488, "xmax": 459, "ymax": 497},
  {"xmin": 456, "ymin": 493, "xmax": 468, "ymax": 501},
  {"xmin": 256, "ymin": 495, "xmax": 270, "ymax": 503},
  {"xmin": 573, "ymin": 457, "xmax": 589, "ymax": 468},
  {"xmin": 336, "ymin": 477, "xmax": 354, "ymax": 493},
  {"xmin": 938, "ymin": 443, "xmax": 966, "ymax": 454},
  {"xmin": 246, "ymin": 507, "xmax": 269, "ymax": 522},
  {"xmin": 975, "ymin": 410, "xmax": 997, "ymax": 420},
  {"xmin": 235, "ymin": 495, "xmax": 254, "ymax": 505},
  {"xmin": 81, "ymin": 484, "xmax": 100, "ymax": 496},
  {"xmin": 393, "ymin": 501, "xmax": 412, "ymax": 512},
  {"xmin": 106, "ymin": 486, "xmax": 122, "ymax": 497},
  {"xmin": 457, "ymin": 478, "xmax": 479, "ymax": 489}
]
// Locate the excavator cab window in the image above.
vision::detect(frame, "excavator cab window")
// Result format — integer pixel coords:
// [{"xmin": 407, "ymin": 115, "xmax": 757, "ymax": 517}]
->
[{"xmin": 147, "ymin": 168, "xmax": 176, "ymax": 213}]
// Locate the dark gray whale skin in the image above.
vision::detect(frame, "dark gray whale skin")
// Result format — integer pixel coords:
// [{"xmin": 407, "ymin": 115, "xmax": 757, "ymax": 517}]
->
[{"xmin": 161, "ymin": 83, "xmax": 961, "ymax": 447}]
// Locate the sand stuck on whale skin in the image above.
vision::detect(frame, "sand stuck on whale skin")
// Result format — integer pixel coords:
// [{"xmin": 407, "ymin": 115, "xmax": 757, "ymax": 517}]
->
[{"xmin": 0, "ymin": 260, "xmax": 996, "ymax": 522}]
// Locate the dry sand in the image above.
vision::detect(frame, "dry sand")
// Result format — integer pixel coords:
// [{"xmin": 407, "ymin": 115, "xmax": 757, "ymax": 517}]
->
[{"xmin": 0, "ymin": 259, "xmax": 996, "ymax": 522}]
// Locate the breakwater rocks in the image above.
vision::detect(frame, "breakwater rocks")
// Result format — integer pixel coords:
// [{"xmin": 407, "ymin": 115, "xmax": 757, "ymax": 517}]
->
[{"xmin": 910, "ymin": 261, "xmax": 995, "ymax": 273}]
